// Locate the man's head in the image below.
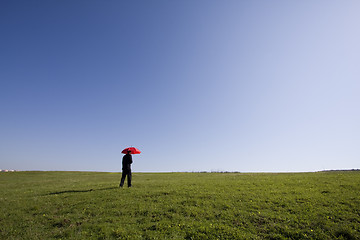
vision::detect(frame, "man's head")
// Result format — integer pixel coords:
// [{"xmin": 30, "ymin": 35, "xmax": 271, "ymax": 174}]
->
[{"xmin": 127, "ymin": 150, "xmax": 132, "ymax": 154}]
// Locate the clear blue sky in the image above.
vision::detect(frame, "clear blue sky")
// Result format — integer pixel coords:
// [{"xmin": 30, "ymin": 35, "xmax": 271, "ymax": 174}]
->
[{"xmin": 1, "ymin": 1, "xmax": 359, "ymax": 172}]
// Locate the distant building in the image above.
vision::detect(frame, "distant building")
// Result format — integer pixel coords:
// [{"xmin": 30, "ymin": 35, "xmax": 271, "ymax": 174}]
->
[{"xmin": 1, "ymin": 169, "xmax": 16, "ymax": 172}]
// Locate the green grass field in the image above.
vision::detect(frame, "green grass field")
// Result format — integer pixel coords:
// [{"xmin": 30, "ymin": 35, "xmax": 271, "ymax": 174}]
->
[{"xmin": 1, "ymin": 171, "xmax": 359, "ymax": 239}]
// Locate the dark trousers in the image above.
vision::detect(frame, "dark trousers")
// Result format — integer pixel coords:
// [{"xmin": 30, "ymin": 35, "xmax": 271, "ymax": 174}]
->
[{"xmin": 120, "ymin": 170, "xmax": 132, "ymax": 187}]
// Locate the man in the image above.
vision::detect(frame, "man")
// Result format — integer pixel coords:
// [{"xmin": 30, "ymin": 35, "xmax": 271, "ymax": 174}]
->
[{"xmin": 119, "ymin": 150, "xmax": 133, "ymax": 188}]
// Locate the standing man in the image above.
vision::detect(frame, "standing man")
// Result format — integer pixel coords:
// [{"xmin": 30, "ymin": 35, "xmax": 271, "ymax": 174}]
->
[{"xmin": 120, "ymin": 150, "xmax": 133, "ymax": 188}]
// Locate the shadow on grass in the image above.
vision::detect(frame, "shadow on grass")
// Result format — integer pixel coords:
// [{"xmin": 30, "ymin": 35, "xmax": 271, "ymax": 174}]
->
[{"xmin": 46, "ymin": 186, "xmax": 118, "ymax": 195}]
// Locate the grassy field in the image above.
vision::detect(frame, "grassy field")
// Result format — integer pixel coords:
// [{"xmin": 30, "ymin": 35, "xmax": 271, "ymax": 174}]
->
[{"xmin": 0, "ymin": 171, "xmax": 359, "ymax": 239}]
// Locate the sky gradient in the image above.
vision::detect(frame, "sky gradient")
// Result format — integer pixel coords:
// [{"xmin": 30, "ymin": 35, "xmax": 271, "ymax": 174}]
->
[{"xmin": 1, "ymin": 1, "xmax": 359, "ymax": 172}]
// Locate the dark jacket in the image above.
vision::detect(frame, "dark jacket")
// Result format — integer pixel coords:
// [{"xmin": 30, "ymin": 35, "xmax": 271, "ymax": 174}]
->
[{"xmin": 122, "ymin": 153, "xmax": 133, "ymax": 171}]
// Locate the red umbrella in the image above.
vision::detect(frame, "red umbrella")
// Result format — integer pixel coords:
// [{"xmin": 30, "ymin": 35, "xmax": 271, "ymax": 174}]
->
[{"xmin": 122, "ymin": 147, "xmax": 141, "ymax": 154}]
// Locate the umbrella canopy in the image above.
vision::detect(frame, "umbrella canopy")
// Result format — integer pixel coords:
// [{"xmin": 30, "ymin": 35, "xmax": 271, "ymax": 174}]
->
[{"xmin": 122, "ymin": 147, "xmax": 141, "ymax": 154}]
